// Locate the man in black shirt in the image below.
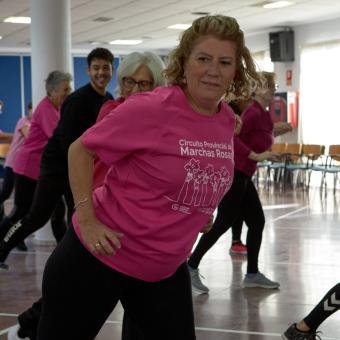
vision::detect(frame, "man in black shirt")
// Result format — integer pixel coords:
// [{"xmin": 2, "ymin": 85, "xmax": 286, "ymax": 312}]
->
[{"xmin": 3, "ymin": 47, "xmax": 114, "ymax": 340}]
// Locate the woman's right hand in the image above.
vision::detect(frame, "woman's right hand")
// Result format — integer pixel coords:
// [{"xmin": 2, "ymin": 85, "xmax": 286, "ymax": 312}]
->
[
  {"xmin": 250, "ymin": 150, "xmax": 283, "ymax": 162},
  {"xmin": 78, "ymin": 216, "xmax": 124, "ymax": 256}
]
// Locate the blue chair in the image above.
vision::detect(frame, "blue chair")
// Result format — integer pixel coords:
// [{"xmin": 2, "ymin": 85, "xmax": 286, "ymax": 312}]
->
[{"xmin": 310, "ymin": 145, "xmax": 340, "ymax": 193}]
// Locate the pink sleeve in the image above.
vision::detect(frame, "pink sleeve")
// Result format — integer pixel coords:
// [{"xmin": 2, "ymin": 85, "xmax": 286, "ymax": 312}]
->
[
  {"xmin": 96, "ymin": 100, "xmax": 120, "ymax": 122},
  {"xmin": 16, "ymin": 117, "xmax": 30, "ymax": 133},
  {"xmin": 35, "ymin": 101, "xmax": 59, "ymax": 138},
  {"xmin": 239, "ymin": 105, "xmax": 260, "ymax": 135},
  {"xmin": 82, "ymin": 94, "xmax": 158, "ymax": 166},
  {"xmin": 234, "ymin": 135, "xmax": 251, "ymax": 161}
]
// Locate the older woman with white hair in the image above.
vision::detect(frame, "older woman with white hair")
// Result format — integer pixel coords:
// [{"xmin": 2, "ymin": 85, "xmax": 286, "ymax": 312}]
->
[{"xmin": 93, "ymin": 51, "xmax": 166, "ymax": 187}]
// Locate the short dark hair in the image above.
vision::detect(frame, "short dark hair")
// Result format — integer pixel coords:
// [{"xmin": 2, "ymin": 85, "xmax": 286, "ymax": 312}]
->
[
  {"xmin": 87, "ymin": 48, "xmax": 114, "ymax": 67},
  {"xmin": 27, "ymin": 101, "xmax": 32, "ymax": 110}
]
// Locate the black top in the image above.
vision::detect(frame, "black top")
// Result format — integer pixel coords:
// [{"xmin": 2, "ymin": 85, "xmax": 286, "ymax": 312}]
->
[{"xmin": 41, "ymin": 83, "xmax": 113, "ymax": 177}]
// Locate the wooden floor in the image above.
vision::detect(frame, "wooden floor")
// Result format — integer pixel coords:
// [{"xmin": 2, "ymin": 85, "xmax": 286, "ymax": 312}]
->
[{"xmin": 0, "ymin": 184, "xmax": 340, "ymax": 340}]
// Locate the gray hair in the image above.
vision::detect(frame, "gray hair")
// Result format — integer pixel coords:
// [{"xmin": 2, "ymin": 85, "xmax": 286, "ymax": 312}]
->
[
  {"xmin": 116, "ymin": 52, "xmax": 166, "ymax": 96},
  {"xmin": 45, "ymin": 70, "xmax": 72, "ymax": 95}
]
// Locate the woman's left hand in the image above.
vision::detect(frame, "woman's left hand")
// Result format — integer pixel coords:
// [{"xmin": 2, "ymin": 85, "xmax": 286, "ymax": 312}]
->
[{"xmin": 200, "ymin": 216, "xmax": 214, "ymax": 234}]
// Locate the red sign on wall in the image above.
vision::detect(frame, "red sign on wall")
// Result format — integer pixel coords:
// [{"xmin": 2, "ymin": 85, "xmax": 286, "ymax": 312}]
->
[{"xmin": 286, "ymin": 69, "xmax": 292, "ymax": 86}]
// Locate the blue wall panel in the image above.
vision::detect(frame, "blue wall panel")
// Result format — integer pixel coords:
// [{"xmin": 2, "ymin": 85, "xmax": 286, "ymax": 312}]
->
[
  {"xmin": 23, "ymin": 56, "xmax": 32, "ymax": 113},
  {"xmin": 0, "ymin": 55, "xmax": 120, "ymax": 133},
  {"xmin": 0, "ymin": 56, "xmax": 22, "ymax": 132}
]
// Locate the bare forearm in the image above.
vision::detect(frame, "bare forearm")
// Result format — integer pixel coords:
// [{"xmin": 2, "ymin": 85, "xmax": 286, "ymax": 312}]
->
[{"xmin": 68, "ymin": 138, "xmax": 96, "ymax": 221}]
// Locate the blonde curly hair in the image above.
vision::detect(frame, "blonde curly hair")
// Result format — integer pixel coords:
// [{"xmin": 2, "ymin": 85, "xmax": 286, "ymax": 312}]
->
[{"xmin": 164, "ymin": 15, "xmax": 259, "ymax": 98}]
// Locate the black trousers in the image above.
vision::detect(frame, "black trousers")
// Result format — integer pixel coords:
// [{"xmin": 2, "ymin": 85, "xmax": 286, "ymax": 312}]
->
[
  {"xmin": 37, "ymin": 227, "xmax": 196, "ymax": 340},
  {"xmin": 0, "ymin": 173, "xmax": 71, "ymax": 263},
  {"xmin": 0, "ymin": 166, "xmax": 15, "ymax": 207},
  {"xmin": 0, "ymin": 173, "xmax": 36, "ymax": 240},
  {"xmin": 18, "ymin": 299, "xmax": 144, "ymax": 340},
  {"xmin": 231, "ymin": 215, "xmax": 244, "ymax": 242},
  {"xmin": 188, "ymin": 169, "xmax": 265, "ymax": 274}
]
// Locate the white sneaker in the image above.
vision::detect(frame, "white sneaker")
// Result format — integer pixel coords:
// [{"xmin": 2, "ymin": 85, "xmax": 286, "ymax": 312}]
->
[
  {"xmin": 188, "ymin": 265, "xmax": 209, "ymax": 294},
  {"xmin": 242, "ymin": 272, "xmax": 280, "ymax": 289},
  {"xmin": 7, "ymin": 325, "xmax": 29, "ymax": 340}
]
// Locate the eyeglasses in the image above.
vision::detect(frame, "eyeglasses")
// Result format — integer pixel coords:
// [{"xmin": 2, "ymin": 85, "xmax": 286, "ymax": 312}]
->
[{"xmin": 122, "ymin": 77, "xmax": 154, "ymax": 91}]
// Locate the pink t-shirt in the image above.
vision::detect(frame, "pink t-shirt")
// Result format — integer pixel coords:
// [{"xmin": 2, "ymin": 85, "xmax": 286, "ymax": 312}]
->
[
  {"xmin": 73, "ymin": 86, "xmax": 235, "ymax": 282},
  {"xmin": 4, "ymin": 117, "xmax": 31, "ymax": 168},
  {"xmin": 234, "ymin": 100, "xmax": 274, "ymax": 177},
  {"xmin": 14, "ymin": 97, "xmax": 60, "ymax": 180},
  {"xmin": 93, "ymin": 97, "xmax": 125, "ymax": 189}
]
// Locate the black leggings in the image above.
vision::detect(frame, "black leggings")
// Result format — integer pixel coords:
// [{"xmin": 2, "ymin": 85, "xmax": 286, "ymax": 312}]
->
[
  {"xmin": 304, "ymin": 282, "xmax": 340, "ymax": 330},
  {"xmin": 0, "ymin": 173, "xmax": 71, "ymax": 263},
  {"xmin": 0, "ymin": 166, "xmax": 15, "ymax": 204},
  {"xmin": 18, "ymin": 299, "xmax": 144, "ymax": 340},
  {"xmin": 38, "ymin": 227, "xmax": 195, "ymax": 340},
  {"xmin": 188, "ymin": 170, "xmax": 265, "ymax": 274},
  {"xmin": 231, "ymin": 215, "xmax": 244, "ymax": 242}
]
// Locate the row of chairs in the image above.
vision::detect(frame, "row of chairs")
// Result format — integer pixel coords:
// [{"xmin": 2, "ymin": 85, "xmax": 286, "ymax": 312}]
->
[{"xmin": 256, "ymin": 143, "xmax": 340, "ymax": 193}]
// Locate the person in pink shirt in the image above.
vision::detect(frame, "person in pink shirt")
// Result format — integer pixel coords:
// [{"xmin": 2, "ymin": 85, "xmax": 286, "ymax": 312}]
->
[
  {"xmin": 36, "ymin": 15, "xmax": 258, "ymax": 340},
  {"xmin": 188, "ymin": 72, "xmax": 293, "ymax": 293},
  {"xmin": 0, "ymin": 71, "xmax": 72, "ymax": 246},
  {"xmin": 0, "ymin": 102, "xmax": 32, "ymax": 222},
  {"xmin": 93, "ymin": 51, "xmax": 166, "ymax": 189}
]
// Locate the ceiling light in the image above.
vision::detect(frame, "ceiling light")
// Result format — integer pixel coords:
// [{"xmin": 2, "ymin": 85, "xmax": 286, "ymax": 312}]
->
[
  {"xmin": 89, "ymin": 41, "xmax": 101, "ymax": 45},
  {"xmin": 191, "ymin": 12, "xmax": 210, "ymax": 16},
  {"xmin": 109, "ymin": 40, "xmax": 142, "ymax": 45},
  {"xmin": 93, "ymin": 17, "xmax": 113, "ymax": 22},
  {"xmin": 0, "ymin": 36, "xmax": 2, "ymax": 40},
  {"xmin": 263, "ymin": 1, "xmax": 293, "ymax": 9},
  {"xmin": 167, "ymin": 24, "xmax": 191, "ymax": 30},
  {"xmin": 4, "ymin": 16, "xmax": 31, "ymax": 24}
]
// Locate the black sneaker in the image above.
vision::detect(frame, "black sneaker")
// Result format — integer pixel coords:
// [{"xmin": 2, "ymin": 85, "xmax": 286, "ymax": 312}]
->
[
  {"xmin": 16, "ymin": 240, "xmax": 28, "ymax": 252},
  {"xmin": 282, "ymin": 323, "xmax": 322, "ymax": 339},
  {"xmin": 0, "ymin": 262, "xmax": 9, "ymax": 271}
]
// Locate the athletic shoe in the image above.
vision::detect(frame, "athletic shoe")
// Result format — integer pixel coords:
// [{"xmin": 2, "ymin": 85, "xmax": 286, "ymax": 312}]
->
[
  {"xmin": 188, "ymin": 265, "xmax": 209, "ymax": 294},
  {"xmin": 0, "ymin": 262, "xmax": 9, "ymax": 271},
  {"xmin": 229, "ymin": 242, "xmax": 247, "ymax": 255},
  {"xmin": 282, "ymin": 323, "xmax": 321, "ymax": 339},
  {"xmin": 7, "ymin": 324, "xmax": 29, "ymax": 340},
  {"xmin": 242, "ymin": 272, "xmax": 280, "ymax": 289},
  {"xmin": 16, "ymin": 241, "xmax": 28, "ymax": 252}
]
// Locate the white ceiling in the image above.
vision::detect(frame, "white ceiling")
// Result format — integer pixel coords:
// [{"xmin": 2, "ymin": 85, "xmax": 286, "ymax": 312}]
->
[{"xmin": 1, "ymin": 0, "xmax": 340, "ymax": 55}]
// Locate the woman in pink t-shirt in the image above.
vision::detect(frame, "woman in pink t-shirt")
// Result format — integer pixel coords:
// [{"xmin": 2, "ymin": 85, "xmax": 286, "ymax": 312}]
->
[
  {"xmin": 0, "ymin": 102, "xmax": 32, "ymax": 221},
  {"xmin": 37, "ymin": 15, "xmax": 258, "ymax": 340},
  {"xmin": 0, "ymin": 71, "xmax": 72, "ymax": 243},
  {"xmin": 188, "ymin": 72, "xmax": 292, "ymax": 292}
]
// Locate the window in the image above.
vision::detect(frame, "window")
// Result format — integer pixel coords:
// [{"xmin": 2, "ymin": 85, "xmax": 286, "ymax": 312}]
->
[{"xmin": 299, "ymin": 41, "xmax": 340, "ymax": 146}]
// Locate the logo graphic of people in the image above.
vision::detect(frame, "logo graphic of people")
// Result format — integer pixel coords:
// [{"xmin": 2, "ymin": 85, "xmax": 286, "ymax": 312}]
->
[{"xmin": 165, "ymin": 158, "xmax": 232, "ymax": 213}]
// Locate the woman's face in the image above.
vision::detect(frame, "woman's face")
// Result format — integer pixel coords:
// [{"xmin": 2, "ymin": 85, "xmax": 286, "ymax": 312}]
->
[
  {"xmin": 121, "ymin": 65, "xmax": 154, "ymax": 98},
  {"xmin": 50, "ymin": 80, "xmax": 72, "ymax": 108},
  {"xmin": 183, "ymin": 35, "xmax": 237, "ymax": 113}
]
